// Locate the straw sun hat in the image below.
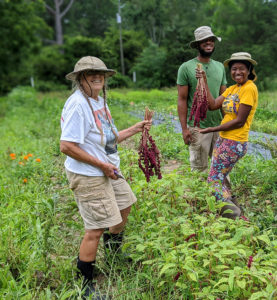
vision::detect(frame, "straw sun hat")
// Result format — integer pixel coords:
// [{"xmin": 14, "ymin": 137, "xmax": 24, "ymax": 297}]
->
[
  {"xmin": 224, "ymin": 52, "xmax": 258, "ymax": 81},
  {"xmin": 65, "ymin": 56, "xmax": 116, "ymax": 81},
  {"xmin": 223, "ymin": 52, "xmax": 257, "ymax": 67},
  {"xmin": 190, "ymin": 26, "xmax": 221, "ymax": 48}
]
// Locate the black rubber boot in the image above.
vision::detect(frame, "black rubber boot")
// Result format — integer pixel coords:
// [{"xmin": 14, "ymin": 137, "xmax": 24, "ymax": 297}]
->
[
  {"xmin": 77, "ymin": 257, "xmax": 108, "ymax": 300},
  {"xmin": 103, "ymin": 231, "xmax": 132, "ymax": 264}
]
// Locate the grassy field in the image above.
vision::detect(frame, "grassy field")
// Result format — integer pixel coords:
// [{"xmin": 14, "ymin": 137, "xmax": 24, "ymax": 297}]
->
[{"xmin": 0, "ymin": 86, "xmax": 276, "ymax": 299}]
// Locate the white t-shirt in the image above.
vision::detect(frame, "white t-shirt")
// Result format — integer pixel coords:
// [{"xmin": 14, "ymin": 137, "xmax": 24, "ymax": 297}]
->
[{"xmin": 60, "ymin": 90, "xmax": 120, "ymax": 176}]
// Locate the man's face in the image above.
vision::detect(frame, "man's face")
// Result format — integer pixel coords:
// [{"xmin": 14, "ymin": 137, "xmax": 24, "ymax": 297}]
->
[{"xmin": 198, "ymin": 37, "xmax": 215, "ymax": 57}]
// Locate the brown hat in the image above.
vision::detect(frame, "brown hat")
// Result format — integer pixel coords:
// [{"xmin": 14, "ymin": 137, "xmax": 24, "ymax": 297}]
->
[
  {"xmin": 65, "ymin": 56, "xmax": 116, "ymax": 81},
  {"xmin": 190, "ymin": 26, "xmax": 221, "ymax": 49}
]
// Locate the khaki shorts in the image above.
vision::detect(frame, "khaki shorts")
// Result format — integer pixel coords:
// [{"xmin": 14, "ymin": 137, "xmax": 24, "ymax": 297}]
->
[
  {"xmin": 188, "ymin": 127, "xmax": 219, "ymax": 172},
  {"xmin": 66, "ymin": 169, "xmax": 137, "ymax": 230}
]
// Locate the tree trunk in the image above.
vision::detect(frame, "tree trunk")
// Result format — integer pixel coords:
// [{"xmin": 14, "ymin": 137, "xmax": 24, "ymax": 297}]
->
[
  {"xmin": 55, "ymin": 0, "xmax": 63, "ymax": 45},
  {"xmin": 46, "ymin": 0, "xmax": 75, "ymax": 45}
]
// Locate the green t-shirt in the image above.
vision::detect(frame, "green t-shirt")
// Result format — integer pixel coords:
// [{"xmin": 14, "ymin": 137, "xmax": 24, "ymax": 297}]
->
[{"xmin": 177, "ymin": 58, "xmax": 227, "ymax": 128}]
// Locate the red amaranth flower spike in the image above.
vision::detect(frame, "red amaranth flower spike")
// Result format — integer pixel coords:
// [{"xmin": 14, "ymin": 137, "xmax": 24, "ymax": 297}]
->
[
  {"xmin": 138, "ymin": 107, "xmax": 162, "ymax": 182},
  {"xmin": 247, "ymin": 255, "xmax": 253, "ymax": 268},
  {"xmin": 185, "ymin": 233, "xmax": 196, "ymax": 242},
  {"xmin": 240, "ymin": 215, "xmax": 249, "ymax": 222},
  {"xmin": 189, "ymin": 64, "xmax": 208, "ymax": 127},
  {"xmin": 173, "ymin": 272, "xmax": 181, "ymax": 281}
]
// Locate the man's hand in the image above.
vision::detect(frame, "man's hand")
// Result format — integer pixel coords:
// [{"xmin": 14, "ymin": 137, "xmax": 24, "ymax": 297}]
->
[
  {"xmin": 182, "ymin": 128, "xmax": 192, "ymax": 145},
  {"xmin": 195, "ymin": 68, "xmax": 207, "ymax": 82}
]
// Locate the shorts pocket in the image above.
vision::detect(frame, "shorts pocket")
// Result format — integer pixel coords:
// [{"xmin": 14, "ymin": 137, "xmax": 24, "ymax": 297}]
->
[
  {"xmin": 74, "ymin": 185, "xmax": 106, "ymax": 202},
  {"xmin": 82, "ymin": 199, "xmax": 114, "ymax": 221}
]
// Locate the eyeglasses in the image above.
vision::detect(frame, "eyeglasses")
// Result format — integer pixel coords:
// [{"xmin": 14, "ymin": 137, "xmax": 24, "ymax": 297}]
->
[{"xmin": 85, "ymin": 70, "xmax": 106, "ymax": 76}]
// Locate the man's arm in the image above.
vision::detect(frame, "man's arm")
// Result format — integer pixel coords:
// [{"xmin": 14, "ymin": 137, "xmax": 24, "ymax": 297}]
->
[
  {"xmin": 220, "ymin": 85, "xmax": 227, "ymax": 95},
  {"xmin": 177, "ymin": 85, "xmax": 192, "ymax": 145}
]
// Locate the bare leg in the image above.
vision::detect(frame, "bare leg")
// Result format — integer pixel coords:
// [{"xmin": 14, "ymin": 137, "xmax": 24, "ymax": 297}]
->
[
  {"xmin": 79, "ymin": 228, "xmax": 104, "ymax": 262},
  {"xmin": 109, "ymin": 205, "xmax": 132, "ymax": 234}
]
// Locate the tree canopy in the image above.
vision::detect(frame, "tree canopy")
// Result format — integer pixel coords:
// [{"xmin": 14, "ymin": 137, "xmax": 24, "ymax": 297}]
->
[{"xmin": 1, "ymin": 0, "xmax": 277, "ymax": 93}]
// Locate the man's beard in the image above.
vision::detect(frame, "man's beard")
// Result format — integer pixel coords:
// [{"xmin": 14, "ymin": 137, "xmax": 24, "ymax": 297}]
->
[{"xmin": 198, "ymin": 47, "xmax": 215, "ymax": 58}]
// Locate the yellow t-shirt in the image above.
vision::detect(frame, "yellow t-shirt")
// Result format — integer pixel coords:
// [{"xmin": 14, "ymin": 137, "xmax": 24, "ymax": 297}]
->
[{"xmin": 220, "ymin": 80, "xmax": 258, "ymax": 142}]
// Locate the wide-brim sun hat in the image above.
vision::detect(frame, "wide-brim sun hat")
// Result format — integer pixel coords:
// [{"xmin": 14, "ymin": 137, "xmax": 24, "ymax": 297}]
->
[
  {"xmin": 223, "ymin": 52, "xmax": 257, "ymax": 67},
  {"xmin": 190, "ymin": 26, "xmax": 221, "ymax": 49},
  {"xmin": 66, "ymin": 56, "xmax": 116, "ymax": 81}
]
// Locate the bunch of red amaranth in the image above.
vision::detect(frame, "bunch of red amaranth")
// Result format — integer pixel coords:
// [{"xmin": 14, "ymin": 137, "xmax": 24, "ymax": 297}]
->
[
  {"xmin": 189, "ymin": 63, "xmax": 208, "ymax": 127},
  {"xmin": 138, "ymin": 107, "xmax": 162, "ymax": 182}
]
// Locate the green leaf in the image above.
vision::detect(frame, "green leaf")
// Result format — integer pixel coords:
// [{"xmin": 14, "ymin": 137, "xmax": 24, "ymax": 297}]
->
[
  {"xmin": 228, "ymin": 272, "xmax": 235, "ymax": 291},
  {"xmin": 206, "ymin": 196, "xmax": 216, "ymax": 212},
  {"xmin": 221, "ymin": 250, "xmax": 238, "ymax": 255},
  {"xmin": 213, "ymin": 277, "xmax": 229, "ymax": 288},
  {"xmin": 249, "ymin": 291, "xmax": 268, "ymax": 300},
  {"xmin": 136, "ymin": 244, "xmax": 146, "ymax": 252},
  {"xmin": 218, "ymin": 284, "xmax": 229, "ymax": 292},
  {"xmin": 188, "ymin": 272, "xmax": 198, "ymax": 282},
  {"xmin": 142, "ymin": 259, "xmax": 156, "ymax": 265},
  {"xmin": 236, "ymin": 279, "xmax": 246, "ymax": 289},
  {"xmin": 159, "ymin": 263, "xmax": 176, "ymax": 275},
  {"xmin": 257, "ymin": 235, "xmax": 271, "ymax": 246},
  {"xmin": 203, "ymin": 259, "xmax": 210, "ymax": 267}
]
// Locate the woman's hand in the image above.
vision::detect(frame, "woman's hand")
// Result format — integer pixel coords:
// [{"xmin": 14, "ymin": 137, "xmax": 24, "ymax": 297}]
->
[
  {"xmin": 100, "ymin": 162, "xmax": 119, "ymax": 180},
  {"xmin": 134, "ymin": 119, "xmax": 152, "ymax": 132},
  {"xmin": 198, "ymin": 127, "xmax": 214, "ymax": 134},
  {"xmin": 118, "ymin": 119, "xmax": 152, "ymax": 143}
]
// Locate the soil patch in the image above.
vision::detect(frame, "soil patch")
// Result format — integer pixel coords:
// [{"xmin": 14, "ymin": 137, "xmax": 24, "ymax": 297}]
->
[{"xmin": 163, "ymin": 160, "xmax": 181, "ymax": 173}]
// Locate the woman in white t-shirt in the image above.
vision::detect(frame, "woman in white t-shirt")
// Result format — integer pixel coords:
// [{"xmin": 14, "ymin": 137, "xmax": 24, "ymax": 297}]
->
[{"xmin": 60, "ymin": 56, "xmax": 151, "ymax": 298}]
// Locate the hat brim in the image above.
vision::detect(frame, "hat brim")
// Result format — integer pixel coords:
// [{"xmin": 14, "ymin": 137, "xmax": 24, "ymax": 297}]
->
[
  {"xmin": 223, "ymin": 58, "xmax": 257, "ymax": 67},
  {"xmin": 190, "ymin": 35, "xmax": 221, "ymax": 49},
  {"xmin": 65, "ymin": 68, "xmax": 116, "ymax": 81}
]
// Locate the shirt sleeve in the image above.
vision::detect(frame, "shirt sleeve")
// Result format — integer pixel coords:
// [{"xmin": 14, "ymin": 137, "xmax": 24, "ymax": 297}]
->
[
  {"xmin": 177, "ymin": 64, "xmax": 189, "ymax": 86},
  {"xmin": 240, "ymin": 85, "xmax": 256, "ymax": 107},
  {"xmin": 222, "ymin": 86, "xmax": 231, "ymax": 98},
  {"xmin": 60, "ymin": 103, "xmax": 90, "ymax": 144}
]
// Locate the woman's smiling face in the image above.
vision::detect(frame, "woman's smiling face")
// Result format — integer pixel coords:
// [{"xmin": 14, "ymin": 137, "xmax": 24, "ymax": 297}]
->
[
  {"xmin": 230, "ymin": 62, "xmax": 249, "ymax": 85},
  {"xmin": 82, "ymin": 71, "xmax": 105, "ymax": 91}
]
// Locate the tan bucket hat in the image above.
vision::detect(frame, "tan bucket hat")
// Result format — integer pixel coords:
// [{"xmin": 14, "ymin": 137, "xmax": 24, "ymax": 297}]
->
[
  {"xmin": 65, "ymin": 56, "xmax": 116, "ymax": 81},
  {"xmin": 190, "ymin": 26, "xmax": 221, "ymax": 48},
  {"xmin": 223, "ymin": 52, "xmax": 257, "ymax": 67}
]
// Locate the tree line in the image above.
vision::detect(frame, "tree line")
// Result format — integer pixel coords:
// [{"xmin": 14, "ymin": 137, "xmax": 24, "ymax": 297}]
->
[{"xmin": 1, "ymin": 0, "xmax": 277, "ymax": 94}]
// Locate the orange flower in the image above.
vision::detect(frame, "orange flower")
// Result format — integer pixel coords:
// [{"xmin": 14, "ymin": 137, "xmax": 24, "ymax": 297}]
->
[
  {"xmin": 19, "ymin": 161, "xmax": 24, "ymax": 165},
  {"xmin": 23, "ymin": 155, "xmax": 29, "ymax": 160},
  {"xmin": 10, "ymin": 153, "xmax": 16, "ymax": 158},
  {"xmin": 35, "ymin": 158, "xmax": 41, "ymax": 162},
  {"xmin": 11, "ymin": 157, "xmax": 16, "ymax": 160},
  {"xmin": 27, "ymin": 153, "xmax": 33, "ymax": 157},
  {"xmin": 23, "ymin": 178, "xmax": 28, "ymax": 183}
]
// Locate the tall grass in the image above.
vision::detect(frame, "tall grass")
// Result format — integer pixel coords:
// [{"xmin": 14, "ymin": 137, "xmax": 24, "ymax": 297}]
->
[{"xmin": 0, "ymin": 87, "xmax": 276, "ymax": 299}]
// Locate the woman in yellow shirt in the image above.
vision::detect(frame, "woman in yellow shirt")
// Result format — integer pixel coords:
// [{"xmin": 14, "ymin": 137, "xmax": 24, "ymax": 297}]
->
[{"xmin": 198, "ymin": 52, "xmax": 258, "ymax": 219}]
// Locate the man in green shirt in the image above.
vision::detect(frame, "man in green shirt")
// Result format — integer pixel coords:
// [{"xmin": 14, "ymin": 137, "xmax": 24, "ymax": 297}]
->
[{"xmin": 177, "ymin": 26, "xmax": 227, "ymax": 172}]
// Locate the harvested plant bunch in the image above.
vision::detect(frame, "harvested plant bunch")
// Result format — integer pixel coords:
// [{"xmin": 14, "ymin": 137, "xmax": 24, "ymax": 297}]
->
[
  {"xmin": 138, "ymin": 107, "xmax": 162, "ymax": 182},
  {"xmin": 189, "ymin": 63, "xmax": 208, "ymax": 127}
]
